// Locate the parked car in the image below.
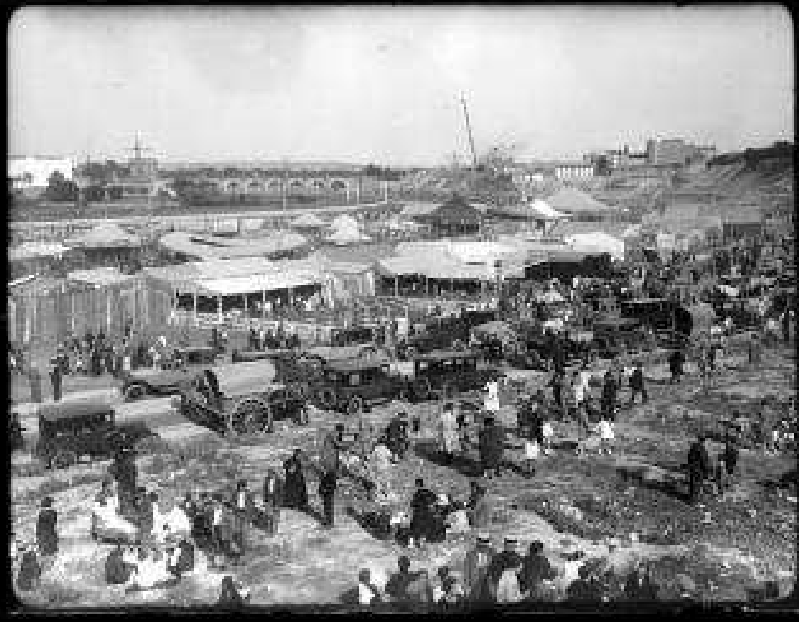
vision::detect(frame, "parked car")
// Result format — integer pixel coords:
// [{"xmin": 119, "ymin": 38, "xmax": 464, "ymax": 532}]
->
[
  {"xmin": 120, "ymin": 345, "xmax": 219, "ymax": 401},
  {"xmin": 404, "ymin": 350, "xmax": 503, "ymax": 401},
  {"xmin": 34, "ymin": 399, "xmax": 153, "ymax": 469},
  {"xmin": 591, "ymin": 317, "xmax": 648, "ymax": 358},
  {"xmin": 314, "ymin": 358, "xmax": 403, "ymax": 415}
]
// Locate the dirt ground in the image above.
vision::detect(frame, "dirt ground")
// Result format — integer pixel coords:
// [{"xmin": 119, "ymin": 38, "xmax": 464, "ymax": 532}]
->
[{"xmin": 10, "ymin": 342, "xmax": 796, "ymax": 607}]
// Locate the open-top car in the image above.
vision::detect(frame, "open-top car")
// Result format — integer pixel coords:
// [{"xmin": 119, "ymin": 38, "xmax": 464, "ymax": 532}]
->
[
  {"xmin": 178, "ymin": 369, "xmax": 309, "ymax": 435},
  {"xmin": 120, "ymin": 345, "xmax": 219, "ymax": 401},
  {"xmin": 590, "ymin": 316, "xmax": 649, "ymax": 358},
  {"xmin": 35, "ymin": 399, "xmax": 154, "ymax": 469}
]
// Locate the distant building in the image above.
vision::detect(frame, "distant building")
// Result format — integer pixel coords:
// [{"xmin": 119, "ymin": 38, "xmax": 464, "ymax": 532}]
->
[
  {"xmin": 646, "ymin": 139, "xmax": 716, "ymax": 166},
  {"xmin": 8, "ymin": 156, "xmax": 75, "ymax": 190},
  {"xmin": 554, "ymin": 161, "xmax": 595, "ymax": 180}
]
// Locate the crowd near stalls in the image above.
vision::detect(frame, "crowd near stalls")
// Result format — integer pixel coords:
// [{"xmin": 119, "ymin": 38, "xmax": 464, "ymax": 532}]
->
[{"xmin": 8, "ymin": 188, "xmax": 798, "ymax": 608}]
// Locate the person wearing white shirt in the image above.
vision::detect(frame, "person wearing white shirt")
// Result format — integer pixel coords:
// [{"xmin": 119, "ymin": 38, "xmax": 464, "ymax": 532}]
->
[
  {"xmin": 357, "ymin": 568, "xmax": 382, "ymax": 605},
  {"xmin": 598, "ymin": 418, "xmax": 615, "ymax": 455}
]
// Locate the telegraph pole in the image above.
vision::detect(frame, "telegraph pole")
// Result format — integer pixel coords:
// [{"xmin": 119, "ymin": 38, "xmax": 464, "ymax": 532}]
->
[{"xmin": 460, "ymin": 94, "xmax": 478, "ymax": 193}]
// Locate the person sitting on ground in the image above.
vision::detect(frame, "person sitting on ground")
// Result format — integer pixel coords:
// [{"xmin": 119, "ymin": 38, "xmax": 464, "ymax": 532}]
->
[
  {"xmin": 217, "ymin": 575, "xmax": 250, "ymax": 607},
  {"xmin": 16, "ymin": 544, "xmax": 42, "ymax": 592},
  {"xmin": 105, "ymin": 543, "xmax": 135, "ymax": 585},
  {"xmin": 566, "ymin": 563, "xmax": 604, "ymax": 602},
  {"xmin": 355, "ymin": 568, "xmax": 383, "ymax": 605},
  {"xmin": 384, "ymin": 555, "xmax": 421, "ymax": 603}
]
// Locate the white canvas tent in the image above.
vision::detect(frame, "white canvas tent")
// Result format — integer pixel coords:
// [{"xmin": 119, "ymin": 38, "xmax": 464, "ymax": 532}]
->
[
  {"xmin": 326, "ymin": 214, "xmax": 370, "ymax": 246},
  {"xmin": 565, "ymin": 231, "xmax": 625, "ymax": 262},
  {"xmin": 529, "ymin": 199, "xmax": 568, "ymax": 220}
]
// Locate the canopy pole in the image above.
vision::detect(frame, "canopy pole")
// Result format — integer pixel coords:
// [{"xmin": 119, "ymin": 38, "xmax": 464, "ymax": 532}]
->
[
  {"xmin": 243, "ymin": 292, "xmax": 248, "ymax": 318},
  {"xmin": 394, "ymin": 276, "xmax": 399, "ymax": 298},
  {"xmin": 217, "ymin": 295, "xmax": 223, "ymax": 324},
  {"xmin": 193, "ymin": 292, "xmax": 197, "ymax": 326},
  {"xmin": 262, "ymin": 290, "xmax": 266, "ymax": 318}
]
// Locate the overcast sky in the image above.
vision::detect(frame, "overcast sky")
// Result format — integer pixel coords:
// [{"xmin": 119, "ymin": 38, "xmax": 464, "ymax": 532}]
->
[{"xmin": 8, "ymin": 6, "xmax": 793, "ymax": 166}]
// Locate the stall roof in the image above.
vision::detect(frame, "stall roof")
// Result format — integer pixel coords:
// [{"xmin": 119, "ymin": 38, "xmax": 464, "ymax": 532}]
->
[
  {"xmin": 546, "ymin": 187, "xmax": 616, "ymax": 214},
  {"xmin": 291, "ymin": 212, "xmax": 328, "ymax": 229},
  {"xmin": 413, "ymin": 194, "xmax": 482, "ymax": 225},
  {"xmin": 159, "ymin": 231, "xmax": 308, "ymax": 260},
  {"xmin": 9, "ymin": 242, "xmax": 71, "ymax": 262},
  {"xmin": 67, "ymin": 267, "xmax": 139, "ymax": 287},
  {"xmin": 64, "ymin": 223, "xmax": 142, "ymax": 248},
  {"xmin": 195, "ymin": 269, "xmax": 322, "ymax": 296}
]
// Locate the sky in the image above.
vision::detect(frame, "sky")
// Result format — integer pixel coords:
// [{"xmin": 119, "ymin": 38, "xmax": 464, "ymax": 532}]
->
[{"xmin": 8, "ymin": 5, "xmax": 794, "ymax": 166}]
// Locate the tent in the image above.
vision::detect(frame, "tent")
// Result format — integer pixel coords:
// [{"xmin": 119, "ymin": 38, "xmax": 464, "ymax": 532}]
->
[
  {"xmin": 565, "ymin": 231, "xmax": 625, "ymax": 262},
  {"xmin": 291, "ymin": 213, "xmax": 328, "ymax": 230},
  {"xmin": 546, "ymin": 187, "xmax": 615, "ymax": 217},
  {"xmin": 9, "ymin": 242, "xmax": 71, "ymax": 262},
  {"xmin": 326, "ymin": 214, "xmax": 370, "ymax": 246},
  {"xmin": 64, "ymin": 223, "xmax": 142, "ymax": 248},
  {"xmin": 159, "ymin": 231, "xmax": 308, "ymax": 260},
  {"xmin": 472, "ymin": 320, "xmax": 517, "ymax": 341},
  {"xmin": 529, "ymin": 199, "xmax": 568, "ymax": 220},
  {"xmin": 535, "ymin": 290, "xmax": 566, "ymax": 304},
  {"xmin": 413, "ymin": 194, "xmax": 482, "ymax": 230}
]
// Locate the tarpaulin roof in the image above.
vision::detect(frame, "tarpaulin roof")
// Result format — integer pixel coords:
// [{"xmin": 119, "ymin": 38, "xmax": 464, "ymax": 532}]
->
[
  {"xmin": 144, "ymin": 258, "xmax": 323, "ymax": 295},
  {"xmin": 377, "ymin": 241, "xmax": 525, "ymax": 280},
  {"xmin": 292, "ymin": 212, "xmax": 328, "ymax": 229},
  {"xmin": 330, "ymin": 214, "xmax": 360, "ymax": 231},
  {"xmin": 565, "ymin": 232, "xmax": 625, "ymax": 262},
  {"xmin": 400, "ymin": 202, "xmax": 439, "ymax": 217},
  {"xmin": 64, "ymin": 223, "xmax": 142, "ymax": 248},
  {"xmin": 472, "ymin": 321, "xmax": 517, "ymax": 340},
  {"xmin": 159, "ymin": 231, "xmax": 308, "ymax": 259},
  {"xmin": 67, "ymin": 267, "xmax": 139, "ymax": 288},
  {"xmin": 546, "ymin": 187, "xmax": 615, "ymax": 214},
  {"xmin": 8, "ymin": 242, "xmax": 71, "ymax": 261},
  {"xmin": 413, "ymin": 194, "xmax": 482, "ymax": 225}
]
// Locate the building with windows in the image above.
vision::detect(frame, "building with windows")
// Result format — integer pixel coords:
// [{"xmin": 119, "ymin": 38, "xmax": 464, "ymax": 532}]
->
[{"xmin": 554, "ymin": 161, "xmax": 595, "ymax": 180}]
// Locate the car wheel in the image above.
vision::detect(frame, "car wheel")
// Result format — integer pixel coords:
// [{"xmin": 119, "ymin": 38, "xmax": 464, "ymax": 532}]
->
[
  {"xmin": 230, "ymin": 399, "xmax": 268, "ymax": 435},
  {"xmin": 347, "ymin": 396, "xmax": 364, "ymax": 416},
  {"xmin": 294, "ymin": 406, "xmax": 309, "ymax": 427},
  {"xmin": 124, "ymin": 384, "xmax": 146, "ymax": 401}
]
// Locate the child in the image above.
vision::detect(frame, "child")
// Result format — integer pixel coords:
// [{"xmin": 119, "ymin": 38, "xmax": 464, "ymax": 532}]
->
[
  {"xmin": 523, "ymin": 437, "xmax": 541, "ymax": 477},
  {"xmin": 598, "ymin": 417, "xmax": 615, "ymax": 455}
]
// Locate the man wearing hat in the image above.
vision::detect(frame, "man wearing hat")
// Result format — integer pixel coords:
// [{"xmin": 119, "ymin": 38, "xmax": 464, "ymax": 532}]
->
[
  {"xmin": 463, "ymin": 534, "xmax": 495, "ymax": 603},
  {"xmin": 487, "ymin": 536, "xmax": 524, "ymax": 600},
  {"xmin": 385, "ymin": 555, "xmax": 421, "ymax": 603},
  {"xmin": 518, "ymin": 540, "xmax": 556, "ymax": 600},
  {"xmin": 36, "ymin": 496, "xmax": 58, "ymax": 558},
  {"xmin": 409, "ymin": 478, "xmax": 437, "ymax": 547},
  {"xmin": 49, "ymin": 356, "xmax": 63, "ymax": 402},
  {"xmin": 687, "ymin": 434, "xmax": 712, "ymax": 505},
  {"xmin": 479, "ymin": 416, "xmax": 504, "ymax": 479}
]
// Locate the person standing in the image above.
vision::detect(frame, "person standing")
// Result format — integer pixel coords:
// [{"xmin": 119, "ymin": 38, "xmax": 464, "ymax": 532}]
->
[
  {"xmin": 466, "ymin": 481, "xmax": 491, "ymax": 530},
  {"xmin": 409, "ymin": 478, "xmax": 437, "ymax": 548},
  {"xmin": 601, "ymin": 370, "xmax": 618, "ymax": 421},
  {"xmin": 29, "ymin": 364, "xmax": 43, "ymax": 404},
  {"xmin": 463, "ymin": 534, "xmax": 495, "ymax": 604},
  {"xmin": 687, "ymin": 435, "xmax": 712, "ymax": 505},
  {"xmin": 479, "ymin": 417, "xmax": 504, "ymax": 479},
  {"xmin": 487, "ymin": 536, "xmax": 524, "ymax": 604},
  {"xmin": 668, "ymin": 348, "xmax": 685, "ymax": 384},
  {"xmin": 15, "ymin": 544, "xmax": 42, "ymax": 592},
  {"xmin": 438, "ymin": 403, "xmax": 460, "ymax": 464},
  {"xmin": 36, "ymin": 497, "xmax": 59, "ymax": 558},
  {"xmin": 628, "ymin": 362, "xmax": 648, "ymax": 407},
  {"xmin": 262, "ymin": 469, "xmax": 282, "ymax": 536},
  {"xmin": 283, "ymin": 449, "xmax": 308, "ymax": 512},
  {"xmin": 318, "ymin": 468, "xmax": 337, "ymax": 528},
  {"xmin": 232, "ymin": 480, "xmax": 254, "ymax": 558},
  {"xmin": 49, "ymin": 359, "xmax": 63, "ymax": 403},
  {"xmin": 518, "ymin": 540, "xmax": 556, "ymax": 601}
]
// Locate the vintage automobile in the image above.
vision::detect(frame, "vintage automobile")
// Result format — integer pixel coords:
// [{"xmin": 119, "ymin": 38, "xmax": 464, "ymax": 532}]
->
[
  {"xmin": 120, "ymin": 345, "xmax": 219, "ymax": 401},
  {"xmin": 397, "ymin": 311, "xmax": 497, "ymax": 359},
  {"xmin": 178, "ymin": 369, "xmax": 309, "ymax": 435},
  {"xmin": 620, "ymin": 298, "xmax": 693, "ymax": 340},
  {"xmin": 231, "ymin": 346, "xmax": 297, "ymax": 364},
  {"xmin": 314, "ymin": 358, "xmax": 404, "ymax": 415},
  {"xmin": 330, "ymin": 326, "xmax": 378, "ymax": 348},
  {"xmin": 590, "ymin": 317, "xmax": 649, "ymax": 358},
  {"xmin": 34, "ymin": 399, "xmax": 153, "ymax": 469},
  {"xmin": 402, "ymin": 350, "xmax": 504, "ymax": 402}
]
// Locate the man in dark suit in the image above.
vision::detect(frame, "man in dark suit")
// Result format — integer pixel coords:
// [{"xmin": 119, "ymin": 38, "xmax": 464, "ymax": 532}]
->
[
  {"xmin": 687, "ymin": 435, "xmax": 712, "ymax": 504},
  {"xmin": 319, "ymin": 469, "xmax": 337, "ymax": 528}
]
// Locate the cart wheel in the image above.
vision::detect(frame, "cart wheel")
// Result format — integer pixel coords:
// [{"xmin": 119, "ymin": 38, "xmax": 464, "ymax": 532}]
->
[
  {"xmin": 231, "ymin": 399, "xmax": 269, "ymax": 435},
  {"xmin": 54, "ymin": 450, "xmax": 77, "ymax": 470},
  {"xmin": 124, "ymin": 383, "xmax": 146, "ymax": 401},
  {"xmin": 320, "ymin": 389, "xmax": 337, "ymax": 411},
  {"xmin": 347, "ymin": 396, "xmax": 364, "ymax": 416}
]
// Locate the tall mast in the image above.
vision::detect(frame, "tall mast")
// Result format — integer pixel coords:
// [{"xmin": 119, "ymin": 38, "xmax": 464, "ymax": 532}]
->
[{"xmin": 460, "ymin": 93, "xmax": 478, "ymax": 191}]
